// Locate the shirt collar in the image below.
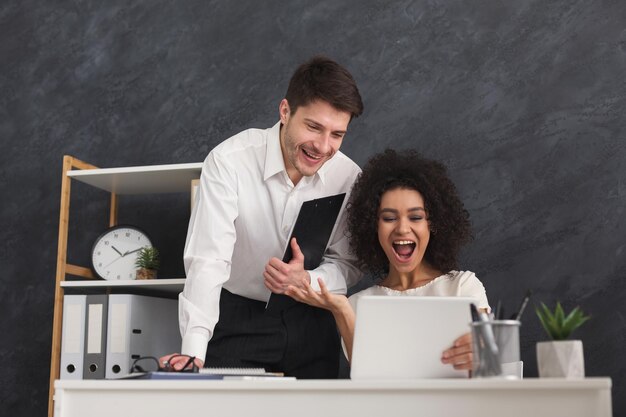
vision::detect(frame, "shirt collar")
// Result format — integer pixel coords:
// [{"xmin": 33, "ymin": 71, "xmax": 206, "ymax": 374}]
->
[
  {"xmin": 263, "ymin": 121, "xmax": 329, "ymax": 185},
  {"xmin": 263, "ymin": 121, "xmax": 285, "ymax": 181}
]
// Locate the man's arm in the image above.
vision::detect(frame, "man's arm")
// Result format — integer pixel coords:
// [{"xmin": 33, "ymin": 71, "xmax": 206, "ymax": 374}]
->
[
  {"xmin": 178, "ymin": 151, "xmax": 239, "ymax": 360},
  {"xmin": 264, "ymin": 184, "xmax": 362, "ymax": 295}
]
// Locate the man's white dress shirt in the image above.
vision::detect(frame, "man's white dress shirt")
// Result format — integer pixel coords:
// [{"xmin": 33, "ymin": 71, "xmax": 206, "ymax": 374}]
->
[{"xmin": 180, "ymin": 121, "xmax": 362, "ymax": 360}]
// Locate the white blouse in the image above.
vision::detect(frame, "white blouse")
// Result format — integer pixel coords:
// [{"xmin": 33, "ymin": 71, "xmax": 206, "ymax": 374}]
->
[{"xmin": 348, "ymin": 270, "xmax": 490, "ymax": 312}]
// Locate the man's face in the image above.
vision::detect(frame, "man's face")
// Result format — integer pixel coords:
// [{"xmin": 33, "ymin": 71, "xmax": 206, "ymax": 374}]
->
[{"xmin": 279, "ymin": 99, "xmax": 351, "ymax": 184}]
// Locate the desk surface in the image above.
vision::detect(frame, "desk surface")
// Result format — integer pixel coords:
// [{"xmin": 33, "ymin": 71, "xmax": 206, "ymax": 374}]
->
[{"xmin": 54, "ymin": 378, "xmax": 612, "ymax": 417}]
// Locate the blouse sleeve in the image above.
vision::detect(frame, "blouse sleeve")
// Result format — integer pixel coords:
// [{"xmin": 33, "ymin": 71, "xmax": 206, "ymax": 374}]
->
[{"xmin": 457, "ymin": 271, "xmax": 490, "ymax": 311}]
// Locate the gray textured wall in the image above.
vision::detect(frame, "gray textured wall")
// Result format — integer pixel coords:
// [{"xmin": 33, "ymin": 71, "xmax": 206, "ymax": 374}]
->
[{"xmin": 1, "ymin": 0, "xmax": 625, "ymax": 415}]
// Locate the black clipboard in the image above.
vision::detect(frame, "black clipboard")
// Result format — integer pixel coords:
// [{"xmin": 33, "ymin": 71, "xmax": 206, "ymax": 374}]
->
[{"xmin": 265, "ymin": 193, "xmax": 346, "ymax": 315}]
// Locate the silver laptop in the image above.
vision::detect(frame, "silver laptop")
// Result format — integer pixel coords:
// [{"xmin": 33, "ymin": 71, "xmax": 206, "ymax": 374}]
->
[{"xmin": 350, "ymin": 296, "xmax": 474, "ymax": 380}]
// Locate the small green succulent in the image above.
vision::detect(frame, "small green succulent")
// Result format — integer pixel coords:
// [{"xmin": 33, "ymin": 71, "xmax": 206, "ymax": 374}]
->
[
  {"xmin": 134, "ymin": 246, "xmax": 160, "ymax": 271},
  {"xmin": 535, "ymin": 302, "xmax": 590, "ymax": 341}
]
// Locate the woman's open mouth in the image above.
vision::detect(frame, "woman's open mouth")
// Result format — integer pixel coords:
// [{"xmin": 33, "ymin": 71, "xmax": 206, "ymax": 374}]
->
[{"xmin": 392, "ymin": 240, "xmax": 416, "ymax": 262}]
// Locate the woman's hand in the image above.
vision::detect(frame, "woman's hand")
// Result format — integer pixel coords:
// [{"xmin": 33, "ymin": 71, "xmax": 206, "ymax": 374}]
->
[
  {"xmin": 441, "ymin": 332, "xmax": 473, "ymax": 370},
  {"xmin": 285, "ymin": 277, "xmax": 348, "ymax": 313},
  {"xmin": 286, "ymin": 277, "xmax": 356, "ymax": 362}
]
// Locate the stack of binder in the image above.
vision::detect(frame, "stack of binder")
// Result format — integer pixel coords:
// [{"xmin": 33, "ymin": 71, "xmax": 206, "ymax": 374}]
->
[{"xmin": 60, "ymin": 294, "xmax": 181, "ymax": 380}]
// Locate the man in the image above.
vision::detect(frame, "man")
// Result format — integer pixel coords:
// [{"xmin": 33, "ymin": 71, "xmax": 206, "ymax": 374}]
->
[{"xmin": 163, "ymin": 56, "xmax": 364, "ymax": 378}]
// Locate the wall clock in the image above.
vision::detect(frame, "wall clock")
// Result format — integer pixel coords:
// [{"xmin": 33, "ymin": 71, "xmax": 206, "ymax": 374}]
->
[{"xmin": 91, "ymin": 225, "xmax": 152, "ymax": 280}]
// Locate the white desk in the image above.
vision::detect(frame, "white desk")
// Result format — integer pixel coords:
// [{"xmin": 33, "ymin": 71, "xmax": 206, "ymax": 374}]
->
[{"xmin": 54, "ymin": 378, "xmax": 612, "ymax": 417}]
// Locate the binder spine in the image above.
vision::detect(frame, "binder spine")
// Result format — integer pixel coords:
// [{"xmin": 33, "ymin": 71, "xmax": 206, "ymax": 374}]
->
[
  {"xmin": 105, "ymin": 295, "xmax": 131, "ymax": 379},
  {"xmin": 60, "ymin": 295, "xmax": 87, "ymax": 379},
  {"xmin": 83, "ymin": 294, "xmax": 108, "ymax": 379}
]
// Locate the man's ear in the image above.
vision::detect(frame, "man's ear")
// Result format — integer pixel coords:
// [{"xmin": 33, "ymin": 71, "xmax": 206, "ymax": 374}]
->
[{"xmin": 279, "ymin": 99, "xmax": 291, "ymax": 124}]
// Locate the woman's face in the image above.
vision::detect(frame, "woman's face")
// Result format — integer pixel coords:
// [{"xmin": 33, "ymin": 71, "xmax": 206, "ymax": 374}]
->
[{"xmin": 377, "ymin": 188, "xmax": 431, "ymax": 275}]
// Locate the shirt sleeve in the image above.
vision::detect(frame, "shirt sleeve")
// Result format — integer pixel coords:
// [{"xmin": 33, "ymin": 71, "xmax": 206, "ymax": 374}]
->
[
  {"xmin": 309, "ymin": 210, "xmax": 362, "ymax": 294},
  {"xmin": 457, "ymin": 271, "xmax": 490, "ymax": 311},
  {"xmin": 179, "ymin": 151, "xmax": 239, "ymax": 360}
]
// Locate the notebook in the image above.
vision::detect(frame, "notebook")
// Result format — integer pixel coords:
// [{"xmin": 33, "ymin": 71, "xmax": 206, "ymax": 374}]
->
[
  {"xmin": 121, "ymin": 372, "xmax": 223, "ymax": 380},
  {"xmin": 123, "ymin": 368, "xmax": 290, "ymax": 380},
  {"xmin": 350, "ymin": 296, "xmax": 474, "ymax": 380},
  {"xmin": 265, "ymin": 193, "xmax": 346, "ymax": 314}
]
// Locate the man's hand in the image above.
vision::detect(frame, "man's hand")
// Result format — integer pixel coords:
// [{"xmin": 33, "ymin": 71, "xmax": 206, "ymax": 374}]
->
[
  {"xmin": 264, "ymin": 237, "xmax": 311, "ymax": 294},
  {"xmin": 159, "ymin": 353, "xmax": 204, "ymax": 371}
]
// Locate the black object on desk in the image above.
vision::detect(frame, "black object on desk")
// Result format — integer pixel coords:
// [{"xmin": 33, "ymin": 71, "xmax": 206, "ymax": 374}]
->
[{"xmin": 265, "ymin": 193, "xmax": 346, "ymax": 315}]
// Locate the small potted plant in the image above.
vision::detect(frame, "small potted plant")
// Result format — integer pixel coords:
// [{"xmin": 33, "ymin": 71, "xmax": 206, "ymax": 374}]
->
[
  {"xmin": 135, "ymin": 246, "xmax": 160, "ymax": 280},
  {"xmin": 535, "ymin": 302, "xmax": 590, "ymax": 378}
]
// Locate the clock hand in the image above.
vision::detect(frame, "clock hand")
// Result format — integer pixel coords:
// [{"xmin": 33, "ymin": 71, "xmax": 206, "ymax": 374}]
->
[
  {"xmin": 123, "ymin": 248, "xmax": 143, "ymax": 257},
  {"xmin": 102, "ymin": 256, "xmax": 124, "ymax": 269},
  {"xmin": 111, "ymin": 246, "xmax": 124, "ymax": 257}
]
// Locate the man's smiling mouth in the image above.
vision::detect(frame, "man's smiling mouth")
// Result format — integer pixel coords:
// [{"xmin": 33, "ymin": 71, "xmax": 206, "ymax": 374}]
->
[{"xmin": 302, "ymin": 148, "xmax": 323, "ymax": 160}]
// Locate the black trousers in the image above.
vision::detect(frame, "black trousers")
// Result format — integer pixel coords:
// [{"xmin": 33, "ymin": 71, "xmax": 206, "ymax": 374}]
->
[{"xmin": 204, "ymin": 289, "xmax": 340, "ymax": 379}]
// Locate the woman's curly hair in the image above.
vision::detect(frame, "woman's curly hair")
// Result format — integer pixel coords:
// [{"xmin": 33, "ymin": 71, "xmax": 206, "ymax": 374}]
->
[{"xmin": 346, "ymin": 149, "xmax": 472, "ymax": 278}]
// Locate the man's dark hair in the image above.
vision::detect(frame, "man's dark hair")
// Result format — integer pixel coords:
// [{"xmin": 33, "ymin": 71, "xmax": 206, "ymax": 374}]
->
[
  {"xmin": 347, "ymin": 149, "xmax": 472, "ymax": 278},
  {"xmin": 285, "ymin": 55, "xmax": 364, "ymax": 120}
]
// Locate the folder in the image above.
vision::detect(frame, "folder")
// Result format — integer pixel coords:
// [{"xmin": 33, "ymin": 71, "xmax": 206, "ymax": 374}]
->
[
  {"xmin": 121, "ymin": 371, "xmax": 224, "ymax": 380},
  {"xmin": 266, "ymin": 193, "xmax": 346, "ymax": 314},
  {"xmin": 60, "ymin": 295, "xmax": 86, "ymax": 379},
  {"xmin": 105, "ymin": 295, "xmax": 180, "ymax": 379},
  {"xmin": 83, "ymin": 294, "xmax": 108, "ymax": 379}
]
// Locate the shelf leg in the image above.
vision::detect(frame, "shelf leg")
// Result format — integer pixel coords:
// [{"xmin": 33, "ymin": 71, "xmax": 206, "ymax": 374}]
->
[
  {"xmin": 109, "ymin": 192, "xmax": 118, "ymax": 227},
  {"xmin": 48, "ymin": 155, "xmax": 73, "ymax": 417}
]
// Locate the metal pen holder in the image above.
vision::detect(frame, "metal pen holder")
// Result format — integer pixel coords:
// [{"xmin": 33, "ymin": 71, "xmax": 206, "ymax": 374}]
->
[{"xmin": 471, "ymin": 319, "xmax": 521, "ymax": 379}]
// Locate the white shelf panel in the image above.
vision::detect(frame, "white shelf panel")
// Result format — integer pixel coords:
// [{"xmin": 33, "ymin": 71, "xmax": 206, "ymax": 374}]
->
[
  {"xmin": 67, "ymin": 163, "xmax": 203, "ymax": 194},
  {"xmin": 61, "ymin": 278, "xmax": 186, "ymax": 294}
]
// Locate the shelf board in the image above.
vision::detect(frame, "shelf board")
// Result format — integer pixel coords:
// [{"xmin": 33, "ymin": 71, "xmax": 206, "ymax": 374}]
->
[
  {"xmin": 61, "ymin": 278, "xmax": 186, "ymax": 295},
  {"xmin": 67, "ymin": 163, "xmax": 203, "ymax": 194}
]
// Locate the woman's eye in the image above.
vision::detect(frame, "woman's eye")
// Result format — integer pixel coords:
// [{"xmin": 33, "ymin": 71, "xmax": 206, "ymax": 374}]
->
[
  {"xmin": 410, "ymin": 216, "xmax": 424, "ymax": 221},
  {"xmin": 381, "ymin": 217, "xmax": 396, "ymax": 222}
]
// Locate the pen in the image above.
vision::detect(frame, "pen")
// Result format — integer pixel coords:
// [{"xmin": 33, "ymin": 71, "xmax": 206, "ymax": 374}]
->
[
  {"xmin": 470, "ymin": 303, "xmax": 480, "ymax": 322},
  {"xmin": 494, "ymin": 299, "xmax": 502, "ymax": 321},
  {"xmin": 477, "ymin": 307, "xmax": 500, "ymax": 357},
  {"xmin": 511, "ymin": 290, "xmax": 533, "ymax": 321},
  {"xmin": 471, "ymin": 303, "xmax": 502, "ymax": 376}
]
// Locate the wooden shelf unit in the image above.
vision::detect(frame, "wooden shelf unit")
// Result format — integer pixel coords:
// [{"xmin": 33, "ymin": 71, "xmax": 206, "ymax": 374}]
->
[{"xmin": 48, "ymin": 155, "xmax": 201, "ymax": 417}]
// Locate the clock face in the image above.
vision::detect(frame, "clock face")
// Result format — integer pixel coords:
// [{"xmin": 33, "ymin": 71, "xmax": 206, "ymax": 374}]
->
[{"xmin": 91, "ymin": 226, "xmax": 152, "ymax": 280}]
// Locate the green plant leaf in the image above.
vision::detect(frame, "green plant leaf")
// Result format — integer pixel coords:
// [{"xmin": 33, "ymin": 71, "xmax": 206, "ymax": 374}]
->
[
  {"xmin": 561, "ymin": 307, "xmax": 591, "ymax": 339},
  {"xmin": 135, "ymin": 246, "xmax": 160, "ymax": 270},
  {"xmin": 536, "ymin": 303, "xmax": 558, "ymax": 340},
  {"xmin": 535, "ymin": 302, "xmax": 590, "ymax": 340}
]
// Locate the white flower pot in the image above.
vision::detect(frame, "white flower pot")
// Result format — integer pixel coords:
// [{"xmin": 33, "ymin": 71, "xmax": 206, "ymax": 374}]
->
[{"xmin": 536, "ymin": 340, "xmax": 585, "ymax": 378}]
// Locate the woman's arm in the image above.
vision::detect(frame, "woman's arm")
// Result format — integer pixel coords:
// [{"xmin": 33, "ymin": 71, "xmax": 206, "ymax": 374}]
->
[{"xmin": 285, "ymin": 278, "xmax": 357, "ymax": 362}]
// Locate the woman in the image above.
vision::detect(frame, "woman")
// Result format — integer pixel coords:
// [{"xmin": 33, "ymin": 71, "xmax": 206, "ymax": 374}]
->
[{"xmin": 286, "ymin": 149, "xmax": 489, "ymax": 371}]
